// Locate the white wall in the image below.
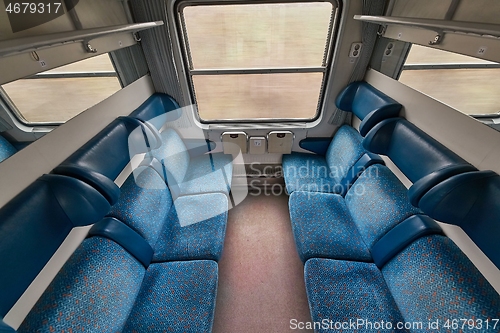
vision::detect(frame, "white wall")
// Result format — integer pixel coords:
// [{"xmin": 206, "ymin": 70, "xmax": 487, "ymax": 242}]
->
[
  {"xmin": 365, "ymin": 69, "xmax": 500, "ymax": 175},
  {"xmin": 0, "ymin": 75, "xmax": 154, "ymax": 208}
]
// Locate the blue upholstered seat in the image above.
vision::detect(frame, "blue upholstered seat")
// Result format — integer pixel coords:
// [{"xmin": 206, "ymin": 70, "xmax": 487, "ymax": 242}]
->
[
  {"xmin": 52, "ymin": 117, "xmax": 157, "ymax": 204},
  {"xmin": 0, "ymin": 174, "xmax": 110, "ymax": 318},
  {"xmin": 283, "ymin": 81, "xmax": 397, "ymax": 196},
  {"xmin": 107, "ymin": 165, "xmax": 228, "ymax": 262},
  {"xmin": 283, "ymin": 125, "xmax": 374, "ymax": 195},
  {"xmin": 335, "ymin": 81, "xmax": 402, "ymax": 136},
  {"xmin": 305, "ymin": 235, "xmax": 500, "ymax": 333},
  {"xmin": 419, "ymin": 170, "xmax": 500, "ymax": 269},
  {"xmin": 0, "ymin": 135, "xmax": 17, "ymax": 163},
  {"xmin": 150, "ymin": 128, "xmax": 233, "ymax": 197},
  {"xmin": 289, "ymin": 164, "xmax": 421, "ymax": 263},
  {"xmin": 152, "ymin": 192, "xmax": 228, "ymax": 262},
  {"xmin": 363, "ymin": 118, "xmax": 477, "ymax": 207},
  {"xmin": 18, "ymin": 234, "xmax": 219, "ymax": 333}
]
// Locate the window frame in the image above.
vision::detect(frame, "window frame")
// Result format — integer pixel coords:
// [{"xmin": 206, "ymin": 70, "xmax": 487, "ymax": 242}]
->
[
  {"xmin": 397, "ymin": 44, "xmax": 500, "ymax": 115},
  {"xmin": 0, "ymin": 53, "xmax": 123, "ymax": 127},
  {"xmin": 175, "ymin": 0, "xmax": 341, "ymax": 124}
]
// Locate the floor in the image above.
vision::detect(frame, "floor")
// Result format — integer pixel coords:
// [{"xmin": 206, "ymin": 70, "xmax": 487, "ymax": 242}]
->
[{"xmin": 213, "ymin": 193, "xmax": 313, "ymax": 333}]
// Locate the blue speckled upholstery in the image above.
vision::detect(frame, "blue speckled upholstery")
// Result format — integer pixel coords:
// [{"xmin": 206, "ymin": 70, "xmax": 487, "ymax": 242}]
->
[
  {"xmin": 151, "ymin": 128, "xmax": 232, "ymax": 196},
  {"xmin": 283, "ymin": 125, "xmax": 365, "ymax": 195},
  {"xmin": 182, "ymin": 153, "xmax": 233, "ymax": 195},
  {"xmin": 153, "ymin": 193, "xmax": 228, "ymax": 262},
  {"xmin": 325, "ymin": 125, "xmax": 365, "ymax": 184},
  {"xmin": 383, "ymin": 235, "xmax": 500, "ymax": 325},
  {"xmin": 0, "ymin": 135, "xmax": 16, "ymax": 163},
  {"xmin": 305, "ymin": 258, "xmax": 407, "ymax": 333},
  {"xmin": 19, "ymin": 237, "xmax": 145, "ymax": 333},
  {"xmin": 288, "ymin": 165, "xmax": 421, "ymax": 263},
  {"xmin": 20, "ymin": 236, "xmax": 220, "ymax": 332},
  {"xmin": 109, "ymin": 166, "xmax": 228, "ymax": 262},
  {"xmin": 282, "ymin": 153, "xmax": 340, "ymax": 194},
  {"xmin": 152, "ymin": 128, "xmax": 190, "ymax": 185},
  {"xmin": 123, "ymin": 260, "xmax": 218, "ymax": 333},
  {"xmin": 289, "ymin": 191, "xmax": 371, "ymax": 263},
  {"xmin": 107, "ymin": 166, "xmax": 172, "ymax": 246},
  {"xmin": 304, "ymin": 235, "xmax": 500, "ymax": 333},
  {"xmin": 345, "ymin": 164, "xmax": 422, "ymax": 248}
]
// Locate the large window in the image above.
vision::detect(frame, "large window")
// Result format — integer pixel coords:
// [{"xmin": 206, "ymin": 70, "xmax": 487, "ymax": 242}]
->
[
  {"xmin": 0, "ymin": 54, "xmax": 122, "ymax": 124},
  {"xmin": 179, "ymin": 1, "xmax": 338, "ymax": 122},
  {"xmin": 399, "ymin": 45, "xmax": 500, "ymax": 117}
]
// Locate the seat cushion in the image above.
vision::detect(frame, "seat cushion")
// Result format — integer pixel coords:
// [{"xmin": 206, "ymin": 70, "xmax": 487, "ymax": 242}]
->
[
  {"xmin": 107, "ymin": 166, "xmax": 172, "ymax": 247},
  {"xmin": 180, "ymin": 152, "xmax": 233, "ymax": 195},
  {"xmin": 325, "ymin": 125, "xmax": 365, "ymax": 184},
  {"xmin": 153, "ymin": 193, "xmax": 228, "ymax": 262},
  {"xmin": 282, "ymin": 153, "xmax": 340, "ymax": 194},
  {"xmin": 289, "ymin": 191, "xmax": 371, "ymax": 263},
  {"xmin": 305, "ymin": 258, "xmax": 407, "ymax": 333},
  {"xmin": 345, "ymin": 164, "xmax": 422, "ymax": 248},
  {"xmin": 18, "ymin": 237, "xmax": 145, "ymax": 333},
  {"xmin": 123, "ymin": 260, "xmax": 218, "ymax": 333},
  {"xmin": 383, "ymin": 235, "xmax": 500, "ymax": 324}
]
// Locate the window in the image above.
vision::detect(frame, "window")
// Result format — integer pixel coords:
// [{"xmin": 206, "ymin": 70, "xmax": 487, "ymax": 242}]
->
[
  {"xmin": 0, "ymin": 54, "xmax": 122, "ymax": 124},
  {"xmin": 399, "ymin": 45, "xmax": 500, "ymax": 117},
  {"xmin": 179, "ymin": 1, "xmax": 338, "ymax": 122}
]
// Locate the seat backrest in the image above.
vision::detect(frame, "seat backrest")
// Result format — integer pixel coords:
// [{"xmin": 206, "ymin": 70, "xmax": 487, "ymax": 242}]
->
[
  {"xmin": 335, "ymin": 81, "xmax": 402, "ymax": 136},
  {"xmin": 130, "ymin": 93, "xmax": 182, "ymax": 131},
  {"xmin": 382, "ymin": 234, "xmax": 500, "ymax": 325},
  {"xmin": 0, "ymin": 135, "xmax": 17, "ymax": 163},
  {"xmin": 151, "ymin": 128, "xmax": 190, "ymax": 187},
  {"xmin": 325, "ymin": 125, "xmax": 366, "ymax": 185},
  {"xmin": 420, "ymin": 170, "xmax": 500, "ymax": 269},
  {"xmin": 107, "ymin": 165, "xmax": 173, "ymax": 247},
  {"xmin": 0, "ymin": 174, "xmax": 109, "ymax": 317},
  {"xmin": 344, "ymin": 164, "xmax": 421, "ymax": 249},
  {"xmin": 53, "ymin": 117, "xmax": 157, "ymax": 204},
  {"xmin": 363, "ymin": 118, "xmax": 476, "ymax": 206}
]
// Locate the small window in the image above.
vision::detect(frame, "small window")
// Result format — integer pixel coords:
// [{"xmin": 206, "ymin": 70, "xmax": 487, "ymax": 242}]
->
[
  {"xmin": 0, "ymin": 54, "xmax": 122, "ymax": 124},
  {"xmin": 179, "ymin": 1, "xmax": 338, "ymax": 122},
  {"xmin": 399, "ymin": 45, "xmax": 500, "ymax": 116}
]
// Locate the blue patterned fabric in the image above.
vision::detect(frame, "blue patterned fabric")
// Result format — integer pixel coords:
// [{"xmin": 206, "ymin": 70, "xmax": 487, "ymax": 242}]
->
[
  {"xmin": 0, "ymin": 136, "xmax": 16, "ymax": 163},
  {"xmin": 282, "ymin": 125, "xmax": 364, "ymax": 195},
  {"xmin": 383, "ymin": 235, "xmax": 500, "ymax": 327},
  {"xmin": 345, "ymin": 164, "xmax": 422, "ymax": 248},
  {"xmin": 108, "ymin": 166, "xmax": 172, "ymax": 247},
  {"xmin": 289, "ymin": 191, "xmax": 371, "ymax": 263},
  {"xmin": 151, "ymin": 128, "xmax": 190, "ymax": 185},
  {"xmin": 181, "ymin": 152, "xmax": 233, "ymax": 195},
  {"xmin": 325, "ymin": 125, "xmax": 365, "ymax": 184},
  {"xmin": 305, "ymin": 258, "xmax": 407, "ymax": 333},
  {"xmin": 151, "ymin": 128, "xmax": 233, "ymax": 196},
  {"xmin": 19, "ymin": 237, "xmax": 145, "ymax": 333},
  {"xmin": 123, "ymin": 260, "xmax": 218, "ymax": 333},
  {"xmin": 282, "ymin": 153, "xmax": 340, "ymax": 194},
  {"xmin": 153, "ymin": 193, "xmax": 228, "ymax": 262}
]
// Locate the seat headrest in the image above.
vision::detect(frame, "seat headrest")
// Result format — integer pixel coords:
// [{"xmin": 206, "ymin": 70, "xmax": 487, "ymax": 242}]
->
[
  {"xmin": 335, "ymin": 81, "xmax": 402, "ymax": 136},
  {"xmin": 53, "ymin": 117, "xmax": 157, "ymax": 189},
  {"xmin": 0, "ymin": 174, "xmax": 109, "ymax": 317},
  {"xmin": 88, "ymin": 217, "xmax": 154, "ymax": 267},
  {"xmin": 420, "ymin": 170, "xmax": 500, "ymax": 269},
  {"xmin": 130, "ymin": 93, "xmax": 182, "ymax": 131},
  {"xmin": 363, "ymin": 118, "xmax": 476, "ymax": 206},
  {"xmin": 371, "ymin": 215, "xmax": 443, "ymax": 268}
]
